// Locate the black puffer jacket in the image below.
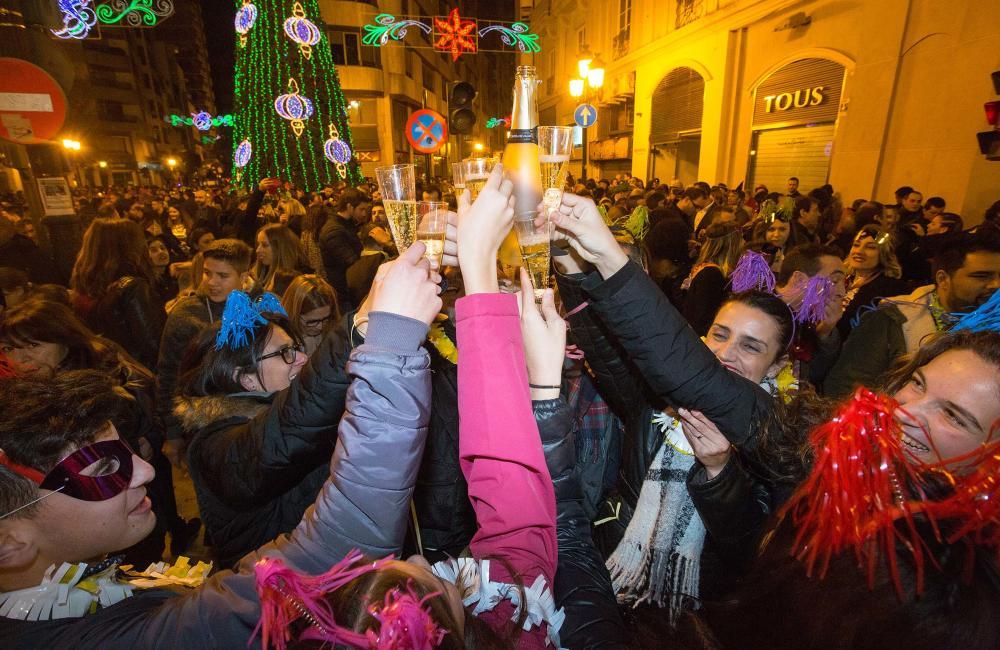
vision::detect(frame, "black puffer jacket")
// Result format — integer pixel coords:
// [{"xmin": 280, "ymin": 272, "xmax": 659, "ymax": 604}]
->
[
  {"xmin": 79, "ymin": 276, "xmax": 164, "ymax": 371},
  {"xmin": 535, "ymin": 398, "xmax": 629, "ymax": 649},
  {"xmin": 176, "ymin": 329, "xmax": 352, "ymax": 568},
  {"xmin": 557, "ymin": 263, "xmax": 776, "ymax": 580},
  {"xmin": 347, "ymin": 315, "xmax": 477, "ymax": 559}
]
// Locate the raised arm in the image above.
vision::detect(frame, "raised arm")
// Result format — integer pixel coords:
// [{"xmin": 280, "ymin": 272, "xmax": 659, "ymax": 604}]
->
[
  {"xmin": 129, "ymin": 245, "xmax": 444, "ymax": 648},
  {"xmin": 550, "ymin": 194, "xmax": 771, "ymax": 446},
  {"xmin": 188, "ymin": 328, "xmax": 352, "ymax": 506},
  {"xmin": 455, "ymin": 164, "xmax": 556, "ymax": 586}
]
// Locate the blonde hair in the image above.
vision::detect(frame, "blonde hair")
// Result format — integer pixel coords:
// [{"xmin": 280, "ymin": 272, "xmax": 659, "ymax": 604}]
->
[
  {"xmin": 281, "ymin": 274, "xmax": 339, "ymax": 340},
  {"xmin": 697, "ymin": 222, "xmax": 744, "ymax": 277},
  {"xmin": 253, "ymin": 224, "xmax": 310, "ymax": 292},
  {"xmin": 846, "ymin": 226, "xmax": 902, "ymax": 279}
]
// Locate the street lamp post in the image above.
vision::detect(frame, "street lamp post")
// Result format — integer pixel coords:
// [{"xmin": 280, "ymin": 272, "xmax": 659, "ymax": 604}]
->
[{"xmin": 569, "ymin": 55, "xmax": 604, "ymax": 182}]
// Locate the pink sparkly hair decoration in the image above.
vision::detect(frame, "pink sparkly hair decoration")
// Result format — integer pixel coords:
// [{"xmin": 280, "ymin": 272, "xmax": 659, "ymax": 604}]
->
[
  {"xmin": 365, "ymin": 581, "xmax": 449, "ymax": 649},
  {"xmin": 252, "ymin": 550, "xmax": 448, "ymax": 650}
]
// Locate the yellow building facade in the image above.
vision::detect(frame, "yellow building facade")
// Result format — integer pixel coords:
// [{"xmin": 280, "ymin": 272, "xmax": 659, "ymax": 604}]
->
[{"xmin": 523, "ymin": 0, "xmax": 1000, "ymax": 223}]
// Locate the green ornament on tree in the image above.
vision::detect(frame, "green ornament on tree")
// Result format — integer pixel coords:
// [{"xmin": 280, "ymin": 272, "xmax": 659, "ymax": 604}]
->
[{"xmin": 231, "ymin": 0, "xmax": 361, "ymax": 190}]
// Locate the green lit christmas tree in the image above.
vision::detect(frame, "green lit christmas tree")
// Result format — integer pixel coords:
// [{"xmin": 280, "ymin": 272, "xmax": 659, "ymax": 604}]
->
[{"xmin": 232, "ymin": 0, "xmax": 361, "ymax": 190}]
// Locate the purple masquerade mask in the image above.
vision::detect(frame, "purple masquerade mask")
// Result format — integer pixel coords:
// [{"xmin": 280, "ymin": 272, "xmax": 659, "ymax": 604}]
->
[{"xmin": 0, "ymin": 439, "xmax": 135, "ymax": 502}]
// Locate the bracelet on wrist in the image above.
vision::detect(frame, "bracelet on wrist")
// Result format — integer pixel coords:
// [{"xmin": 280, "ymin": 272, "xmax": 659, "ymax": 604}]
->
[{"xmin": 528, "ymin": 383, "xmax": 561, "ymax": 390}]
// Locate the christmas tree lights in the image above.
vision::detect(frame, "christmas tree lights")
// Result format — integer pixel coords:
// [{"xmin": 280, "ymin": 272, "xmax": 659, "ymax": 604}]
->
[{"xmin": 232, "ymin": 0, "xmax": 360, "ymax": 190}]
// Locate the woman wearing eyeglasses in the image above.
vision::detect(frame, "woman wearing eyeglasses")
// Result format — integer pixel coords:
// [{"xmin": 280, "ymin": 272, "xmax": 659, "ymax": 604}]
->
[
  {"xmin": 172, "ymin": 292, "xmax": 354, "ymax": 568},
  {"xmin": 281, "ymin": 274, "xmax": 339, "ymax": 355}
]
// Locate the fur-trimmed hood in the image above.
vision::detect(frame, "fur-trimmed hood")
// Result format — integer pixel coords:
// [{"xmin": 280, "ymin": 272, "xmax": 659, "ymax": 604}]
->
[{"xmin": 172, "ymin": 393, "xmax": 272, "ymax": 433}]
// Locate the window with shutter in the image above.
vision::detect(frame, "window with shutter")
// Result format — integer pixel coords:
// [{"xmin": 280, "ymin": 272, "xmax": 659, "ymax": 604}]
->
[{"xmin": 649, "ymin": 67, "xmax": 705, "ymax": 145}]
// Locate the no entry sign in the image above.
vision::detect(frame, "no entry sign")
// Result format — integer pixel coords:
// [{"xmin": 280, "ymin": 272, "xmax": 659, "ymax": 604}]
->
[
  {"xmin": 0, "ymin": 58, "xmax": 68, "ymax": 145},
  {"xmin": 406, "ymin": 109, "xmax": 448, "ymax": 154}
]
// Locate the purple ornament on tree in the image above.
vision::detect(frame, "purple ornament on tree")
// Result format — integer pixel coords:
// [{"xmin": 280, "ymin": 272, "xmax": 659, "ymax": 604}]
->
[
  {"xmin": 274, "ymin": 78, "xmax": 314, "ymax": 137},
  {"xmin": 283, "ymin": 2, "xmax": 321, "ymax": 59},
  {"xmin": 235, "ymin": 0, "xmax": 257, "ymax": 47},
  {"xmin": 234, "ymin": 139, "xmax": 252, "ymax": 168}
]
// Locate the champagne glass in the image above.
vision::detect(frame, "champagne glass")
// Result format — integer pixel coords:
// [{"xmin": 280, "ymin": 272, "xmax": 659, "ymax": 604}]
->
[
  {"xmin": 415, "ymin": 201, "xmax": 448, "ymax": 268},
  {"xmin": 460, "ymin": 158, "xmax": 497, "ymax": 200},
  {"xmin": 375, "ymin": 164, "xmax": 417, "ymax": 252},
  {"xmin": 451, "ymin": 162, "xmax": 465, "ymax": 191},
  {"xmin": 513, "ymin": 210, "xmax": 552, "ymax": 302},
  {"xmin": 537, "ymin": 126, "xmax": 573, "ymax": 217}
]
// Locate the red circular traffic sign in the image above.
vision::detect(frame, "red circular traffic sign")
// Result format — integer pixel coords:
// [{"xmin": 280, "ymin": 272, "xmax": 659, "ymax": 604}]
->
[
  {"xmin": 406, "ymin": 108, "xmax": 448, "ymax": 154},
  {"xmin": 0, "ymin": 58, "xmax": 68, "ymax": 145}
]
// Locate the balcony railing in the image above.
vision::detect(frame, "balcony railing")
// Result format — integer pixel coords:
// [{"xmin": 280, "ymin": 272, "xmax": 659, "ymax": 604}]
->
[
  {"xmin": 676, "ymin": 0, "xmax": 703, "ymax": 28},
  {"xmin": 613, "ymin": 30, "xmax": 630, "ymax": 58}
]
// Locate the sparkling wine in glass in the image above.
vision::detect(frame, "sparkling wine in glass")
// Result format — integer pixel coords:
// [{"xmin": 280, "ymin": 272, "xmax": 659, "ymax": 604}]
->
[
  {"xmin": 415, "ymin": 201, "xmax": 448, "ymax": 268},
  {"xmin": 375, "ymin": 164, "xmax": 417, "ymax": 251},
  {"xmin": 537, "ymin": 126, "xmax": 573, "ymax": 216},
  {"xmin": 513, "ymin": 211, "xmax": 552, "ymax": 302},
  {"xmin": 460, "ymin": 158, "xmax": 496, "ymax": 200}
]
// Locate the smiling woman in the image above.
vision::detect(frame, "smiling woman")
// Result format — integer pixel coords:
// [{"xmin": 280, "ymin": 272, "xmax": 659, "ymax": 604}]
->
[
  {"xmin": 170, "ymin": 290, "xmax": 352, "ymax": 568},
  {"xmin": 883, "ymin": 329, "xmax": 1000, "ymax": 467}
]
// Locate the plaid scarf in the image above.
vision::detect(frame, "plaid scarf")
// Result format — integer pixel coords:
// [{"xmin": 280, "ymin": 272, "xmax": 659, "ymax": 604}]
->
[{"xmin": 607, "ymin": 376, "xmax": 782, "ymax": 625}]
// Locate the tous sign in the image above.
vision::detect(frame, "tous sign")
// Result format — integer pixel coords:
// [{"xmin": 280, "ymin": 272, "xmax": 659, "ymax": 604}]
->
[{"xmin": 763, "ymin": 86, "xmax": 825, "ymax": 112}]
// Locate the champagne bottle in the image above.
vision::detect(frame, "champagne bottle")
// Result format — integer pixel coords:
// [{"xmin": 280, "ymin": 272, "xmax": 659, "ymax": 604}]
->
[
  {"xmin": 500, "ymin": 66, "xmax": 543, "ymax": 267},
  {"xmin": 502, "ymin": 66, "xmax": 543, "ymax": 217}
]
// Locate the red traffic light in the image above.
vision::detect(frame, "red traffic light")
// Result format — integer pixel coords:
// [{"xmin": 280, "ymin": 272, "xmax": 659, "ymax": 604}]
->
[{"xmin": 986, "ymin": 101, "xmax": 1000, "ymax": 127}]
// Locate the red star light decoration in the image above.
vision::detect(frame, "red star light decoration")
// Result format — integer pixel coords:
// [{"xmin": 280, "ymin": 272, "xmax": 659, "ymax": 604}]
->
[{"xmin": 434, "ymin": 8, "xmax": 477, "ymax": 61}]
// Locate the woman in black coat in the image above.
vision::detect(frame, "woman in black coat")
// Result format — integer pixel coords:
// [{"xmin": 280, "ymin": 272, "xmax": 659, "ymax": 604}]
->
[
  {"xmin": 174, "ymin": 307, "xmax": 352, "ymax": 568},
  {"xmin": 549, "ymin": 193, "xmax": 791, "ymax": 619},
  {"xmin": 70, "ymin": 218, "xmax": 164, "ymax": 370}
]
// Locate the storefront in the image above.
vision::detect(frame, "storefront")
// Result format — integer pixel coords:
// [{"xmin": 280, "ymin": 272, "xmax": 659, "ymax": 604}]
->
[
  {"xmin": 747, "ymin": 58, "xmax": 846, "ymax": 192},
  {"xmin": 649, "ymin": 67, "xmax": 705, "ymax": 184}
]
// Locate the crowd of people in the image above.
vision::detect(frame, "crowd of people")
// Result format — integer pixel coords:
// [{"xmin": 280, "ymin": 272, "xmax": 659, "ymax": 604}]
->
[{"xmin": 0, "ymin": 164, "xmax": 998, "ymax": 648}]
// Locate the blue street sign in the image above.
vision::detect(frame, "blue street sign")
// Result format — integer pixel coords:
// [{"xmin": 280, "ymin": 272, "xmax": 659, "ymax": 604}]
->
[{"xmin": 574, "ymin": 103, "xmax": 597, "ymax": 128}]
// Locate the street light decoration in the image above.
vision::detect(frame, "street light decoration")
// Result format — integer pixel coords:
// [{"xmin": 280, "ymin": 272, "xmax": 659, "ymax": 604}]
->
[
  {"xmin": 191, "ymin": 111, "xmax": 213, "ymax": 131},
  {"xmin": 569, "ymin": 79, "xmax": 585, "ymax": 98},
  {"xmin": 361, "ymin": 11, "xmax": 539, "ymax": 61},
  {"xmin": 283, "ymin": 2, "xmax": 321, "ymax": 59},
  {"xmin": 52, "ymin": 0, "xmax": 98, "ymax": 39},
  {"xmin": 95, "ymin": 0, "xmax": 175, "ymax": 27},
  {"xmin": 235, "ymin": 0, "xmax": 257, "ymax": 47},
  {"xmin": 274, "ymin": 78, "xmax": 314, "ymax": 138},
  {"xmin": 165, "ymin": 113, "xmax": 234, "ymax": 129},
  {"xmin": 52, "ymin": 0, "xmax": 174, "ymax": 39},
  {"xmin": 433, "ymin": 9, "xmax": 478, "ymax": 62}
]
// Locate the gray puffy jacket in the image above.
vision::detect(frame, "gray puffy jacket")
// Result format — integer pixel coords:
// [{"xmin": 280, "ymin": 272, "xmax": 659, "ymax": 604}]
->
[{"xmin": 0, "ymin": 312, "xmax": 432, "ymax": 649}]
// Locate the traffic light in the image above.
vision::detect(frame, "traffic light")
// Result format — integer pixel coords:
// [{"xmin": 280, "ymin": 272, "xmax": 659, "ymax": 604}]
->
[
  {"xmin": 978, "ymin": 71, "xmax": 1000, "ymax": 161},
  {"xmin": 449, "ymin": 82, "xmax": 477, "ymax": 135}
]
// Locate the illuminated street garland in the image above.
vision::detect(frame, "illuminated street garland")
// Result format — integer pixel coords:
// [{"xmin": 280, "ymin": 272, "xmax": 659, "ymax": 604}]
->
[
  {"xmin": 165, "ymin": 113, "xmax": 235, "ymax": 130},
  {"xmin": 95, "ymin": 0, "xmax": 174, "ymax": 27},
  {"xmin": 362, "ymin": 10, "xmax": 539, "ymax": 60},
  {"xmin": 52, "ymin": 0, "xmax": 97, "ymax": 39},
  {"xmin": 232, "ymin": 0, "xmax": 360, "ymax": 190},
  {"xmin": 52, "ymin": 0, "xmax": 174, "ymax": 39}
]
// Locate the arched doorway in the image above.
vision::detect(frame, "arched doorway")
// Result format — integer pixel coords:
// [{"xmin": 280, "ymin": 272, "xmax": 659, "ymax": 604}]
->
[
  {"xmin": 649, "ymin": 67, "xmax": 704, "ymax": 184},
  {"xmin": 747, "ymin": 58, "xmax": 846, "ymax": 193}
]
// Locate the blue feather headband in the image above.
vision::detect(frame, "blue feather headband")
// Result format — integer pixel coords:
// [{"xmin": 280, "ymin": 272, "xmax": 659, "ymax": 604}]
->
[
  {"xmin": 951, "ymin": 290, "xmax": 1000, "ymax": 333},
  {"xmin": 215, "ymin": 291, "xmax": 288, "ymax": 351}
]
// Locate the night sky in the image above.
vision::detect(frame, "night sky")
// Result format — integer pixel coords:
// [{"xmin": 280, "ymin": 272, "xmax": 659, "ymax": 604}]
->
[
  {"xmin": 201, "ymin": 0, "xmax": 237, "ymax": 114},
  {"xmin": 199, "ymin": 0, "xmax": 516, "ymax": 113}
]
